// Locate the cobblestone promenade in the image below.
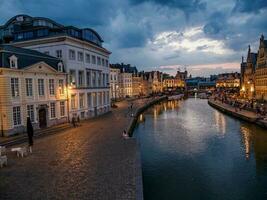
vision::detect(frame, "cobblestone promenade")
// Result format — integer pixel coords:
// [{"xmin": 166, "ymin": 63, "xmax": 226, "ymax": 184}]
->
[{"xmin": 0, "ymin": 99, "xmax": 146, "ymax": 200}]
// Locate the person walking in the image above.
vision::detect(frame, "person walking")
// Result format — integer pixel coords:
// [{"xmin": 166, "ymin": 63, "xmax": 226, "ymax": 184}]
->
[
  {"xmin": 71, "ymin": 116, "xmax": 76, "ymax": 128},
  {"xmin": 26, "ymin": 117, "xmax": 34, "ymax": 153}
]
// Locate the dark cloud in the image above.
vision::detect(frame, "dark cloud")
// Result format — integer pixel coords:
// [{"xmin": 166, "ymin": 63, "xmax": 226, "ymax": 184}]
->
[
  {"xmin": 130, "ymin": 0, "xmax": 206, "ymax": 13},
  {"xmin": 0, "ymin": 0, "xmax": 267, "ymax": 76},
  {"xmin": 233, "ymin": 0, "xmax": 267, "ymax": 13}
]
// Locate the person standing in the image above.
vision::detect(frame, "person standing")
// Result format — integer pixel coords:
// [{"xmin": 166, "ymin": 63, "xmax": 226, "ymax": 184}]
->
[{"xmin": 27, "ymin": 117, "xmax": 34, "ymax": 153}]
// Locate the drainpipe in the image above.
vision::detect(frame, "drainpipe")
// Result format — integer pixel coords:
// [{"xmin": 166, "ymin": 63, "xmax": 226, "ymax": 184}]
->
[{"xmin": 66, "ymin": 73, "xmax": 70, "ymax": 123}]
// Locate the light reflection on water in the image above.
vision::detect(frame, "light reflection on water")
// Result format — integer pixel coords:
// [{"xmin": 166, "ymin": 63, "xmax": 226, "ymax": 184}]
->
[{"xmin": 134, "ymin": 99, "xmax": 267, "ymax": 200}]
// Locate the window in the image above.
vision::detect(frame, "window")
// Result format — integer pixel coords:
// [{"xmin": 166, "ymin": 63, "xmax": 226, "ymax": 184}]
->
[
  {"xmin": 60, "ymin": 101, "xmax": 65, "ymax": 117},
  {"xmin": 87, "ymin": 93, "xmax": 92, "ymax": 108},
  {"xmin": 98, "ymin": 72, "xmax": 101, "ymax": 86},
  {"xmin": 11, "ymin": 78, "xmax": 19, "ymax": 97},
  {"xmin": 102, "ymin": 58, "xmax": 105, "ymax": 66},
  {"xmin": 56, "ymin": 50, "xmax": 62, "ymax": 58},
  {"xmin": 69, "ymin": 49, "xmax": 75, "ymax": 60},
  {"xmin": 71, "ymin": 95, "xmax": 76, "ymax": 110},
  {"xmin": 25, "ymin": 78, "xmax": 33, "ymax": 96},
  {"xmin": 27, "ymin": 105, "xmax": 35, "ymax": 122},
  {"xmin": 69, "ymin": 70, "xmax": 76, "ymax": 84},
  {"xmin": 97, "ymin": 57, "xmax": 101, "ymax": 65},
  {"xmin": 79, "ymin": 93, "xmax": 84, "ymax": 108},
  {"xmin": 81, "ymin": 112, "xmax": 85, "ymax": 119},
  {"xmin": 9, "ymin": 55, "xmax": 18, "ymax": 68},
  {"xmin": 50, "ymin": 102, "xmax": 56, "ymax": 118},
  {"xmin": 106, "ymin": 74, "xmax": 109, "ymax": 85},
  {"xmin": 49, "ymin": 79, "xmax": 55, "ymax": 95},
  {"xmin": 92, "ymin": 55, "xmax": 96, "ymax": 64},
  {"xmin": 58, "ymin": 62, "xmax": 63, "ymax": 72},
  {"xmin": 105, "ymin": 60, "xmax": 109, "ymax": 67},
  {"xmin": 13, "ymin": 106, "xmax": 21, "ymax": 126},
  {"xmin": 86, "ymin": 71, "xmax": 91, "ymax": 87},
  {"xmin": 92, "ymin": 72, "xmax": 96, "ymax": 87},
  {"xmin": 86, "ymin": 54, "xmax": 90, "ymax": 63},
  {"xmin": 78, "ymin": 71, "xmax": 84, "ymax": 87},
  {"xmin": 59, "ymin": 80, "xmax": 64, "ymax": 95},
  {"xmin": 38, "ymin": 79, "xmax": 45, "ymax": 96},
  {"xmin": 78, "ymin": 52, "xmax": 83, "ymax": 61}
]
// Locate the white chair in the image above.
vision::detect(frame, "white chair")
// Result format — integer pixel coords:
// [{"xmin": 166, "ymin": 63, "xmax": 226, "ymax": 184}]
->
[
  {"xmin": 11, "ymin": 147, "xmax": 28, "ymax": 157},
  {"xmin": 0, "ymin": 155, "xmax": 7, "ymax": 168}
]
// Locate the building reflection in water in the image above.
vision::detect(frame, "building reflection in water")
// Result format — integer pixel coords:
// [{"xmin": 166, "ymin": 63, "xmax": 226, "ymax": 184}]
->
[
  {"xmin": 214, "ymin": 110, "xmax": 226, "ymax": 135},
  {"xmin": 240, "ymin": 123, "xmax": 267, "ymax": 174},
  {"xmin": 240, "ymin": 125, "xmax": 251, "ymax": 159}
]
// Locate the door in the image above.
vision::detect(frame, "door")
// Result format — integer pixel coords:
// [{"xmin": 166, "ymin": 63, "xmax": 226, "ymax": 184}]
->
[{"xmin": 39, "ymin": 108, "xmax": 47, "ymax": 128}]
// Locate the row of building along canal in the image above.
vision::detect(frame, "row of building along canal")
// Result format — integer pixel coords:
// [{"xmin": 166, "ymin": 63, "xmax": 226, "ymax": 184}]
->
[{"xmin": 133, "ymin": 98, "xmax": 267, "ymax": 200}]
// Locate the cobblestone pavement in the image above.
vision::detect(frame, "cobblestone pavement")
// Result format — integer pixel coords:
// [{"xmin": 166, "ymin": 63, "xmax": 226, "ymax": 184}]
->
[{"xmin": 0, "ymin": 99, "xmax": 146, "ymax": 200}]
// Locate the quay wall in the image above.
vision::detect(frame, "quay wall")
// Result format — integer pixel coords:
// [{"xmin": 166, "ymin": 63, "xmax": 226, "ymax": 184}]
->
[
  {"xmin": 208, "ymin": 99, "xmax": 267, "ymax": 128},
  {"xmin": 127, "ymin": 96, "xmax": 168, "ymax": 136}
]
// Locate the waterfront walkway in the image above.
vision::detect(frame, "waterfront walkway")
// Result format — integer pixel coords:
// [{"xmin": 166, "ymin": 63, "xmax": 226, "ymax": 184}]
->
[
  {"xmin": 0, "ymin": 98, "xmax": 152, "ymax": 200},
  {"xmin": 208, "ymin": 99, "xmax": 267, "ymax": 128}
]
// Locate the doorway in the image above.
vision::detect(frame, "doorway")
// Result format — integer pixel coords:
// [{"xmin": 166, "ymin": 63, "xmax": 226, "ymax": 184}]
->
[{"xmin": 39, "ymin": 108, "xmax": 47, "ymax": 128}]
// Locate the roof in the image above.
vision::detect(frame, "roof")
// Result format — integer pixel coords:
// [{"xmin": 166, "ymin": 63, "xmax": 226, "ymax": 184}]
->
[
  {"xmin": 0, "ymin": 14, "xmax": 104, "ymax": 47},
  {"xmin": 0, "ymin": 44, "xmax": 63, "ymax": 71},
  {"xmin": 110, "ymin": 63, "xmax": 138, "ymax": 74}
]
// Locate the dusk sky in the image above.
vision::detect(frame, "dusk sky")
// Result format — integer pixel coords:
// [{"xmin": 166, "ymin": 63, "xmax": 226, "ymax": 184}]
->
[{"xmin": 1, "ymin": 0, "xmax": 267, "ymax": 76}]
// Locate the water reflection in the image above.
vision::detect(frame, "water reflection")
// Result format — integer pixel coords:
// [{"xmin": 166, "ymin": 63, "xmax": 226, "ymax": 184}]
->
[
  {"xmin": 134, "ymin": 99, "xmax": 267, "ymax": 200},
  {"xmin": 214, "ymin": 110, "xmax": 226, "ymax": 135},
  {"xmin": 240, "ymin": 125, "xmax": 251, "ymax": 159}
]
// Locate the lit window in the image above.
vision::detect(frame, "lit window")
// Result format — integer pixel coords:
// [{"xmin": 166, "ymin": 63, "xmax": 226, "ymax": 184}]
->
[
  {"xmin": 49, "ymin": 79, "xmax": 55, "ymax": 95},
  {"xmin": 60, "ymin": 101, "xmax": 65, "ymax": 117},
  {"xmin": 71, "ymin": 95, "xmax": 76, "ymax": 110},
  {"xmin": 58, "ymin": 79, "xmax": 64, "ymax": 95},
  {"xmin": 79, "ymin": 93, "xmax": 84, "ymax": 108}
]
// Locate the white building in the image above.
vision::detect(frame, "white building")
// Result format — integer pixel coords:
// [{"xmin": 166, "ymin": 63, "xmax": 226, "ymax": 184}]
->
[
  {"xmin": 0, "ymin": 15, "xmax": 111, "ymax": 120},
  {"xmin": 119, "ymin": 72, "xmax": 133, "ymax": 98},
  {"xmin": 0, "ymin": 45, "xmax": 67, "ymax": 136},
  {"xmin": 110, "ymin": 68, "xmax": 120, "ymax": 100}
]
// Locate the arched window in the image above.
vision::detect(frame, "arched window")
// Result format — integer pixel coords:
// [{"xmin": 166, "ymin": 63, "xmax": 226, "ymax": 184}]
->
[
  {"xmin": 9, "ymin": 55, "xmax": 18, "ymax": 68},
  {"xmin": 58, "ymin": 62, "xmax": 63, "ymax": 72}
]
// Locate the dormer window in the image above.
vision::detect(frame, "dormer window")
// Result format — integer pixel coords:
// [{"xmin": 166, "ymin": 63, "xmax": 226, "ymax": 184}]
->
[
  {"xmin": 9, "ymin": 55, "xmax": 18, "ymax": 69},
  {"xmin": 58, "ymin": 62, "xmax": 63, "ymax": 72}
]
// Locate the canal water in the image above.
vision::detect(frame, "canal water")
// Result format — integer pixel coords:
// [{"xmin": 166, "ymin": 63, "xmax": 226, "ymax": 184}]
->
[{"xmin": 134, "ymin": 98, "xmax": 267, "ymax": 200}]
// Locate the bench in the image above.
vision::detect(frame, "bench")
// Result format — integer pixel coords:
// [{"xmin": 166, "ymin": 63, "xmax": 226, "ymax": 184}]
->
[
  {"xmin": 11, "ymin": 147, "xmax": 28, "ymax": 157},
  {"xmin": 0, "ymin": 155, "xmax": 7, "ymax": 168}
]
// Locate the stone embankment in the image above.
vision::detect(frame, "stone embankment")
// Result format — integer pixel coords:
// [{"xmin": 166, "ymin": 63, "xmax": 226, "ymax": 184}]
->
[
  {"xmin": 127, "ymin": 96, "xmax": 168, "ymax": 136},
  {"xmin": 208, "ymin": 99, "xmax": 267, "ymax": 128}
]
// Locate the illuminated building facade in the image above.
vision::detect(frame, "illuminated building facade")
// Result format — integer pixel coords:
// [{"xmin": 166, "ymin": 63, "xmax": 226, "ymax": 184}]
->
[
  {"xmin": 0, "ymin": 45, "xmax": 67, "ymax": 136},
  {"xmin": 216, "ymin": 72, "xmax": 240, "ymax": 89},
  {"xmin": 0, "ymin": 15, "xmax": 111, "ymax": 120},
  {"xmin": 255, "ymin": 35, "xmax": 267, "ymax": 101}
]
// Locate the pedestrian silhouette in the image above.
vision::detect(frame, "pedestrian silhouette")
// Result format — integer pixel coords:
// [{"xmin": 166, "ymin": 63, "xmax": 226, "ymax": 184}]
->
[{"xmin": 27, "ymin": 117, "xmax": 34, "ymax": 153}]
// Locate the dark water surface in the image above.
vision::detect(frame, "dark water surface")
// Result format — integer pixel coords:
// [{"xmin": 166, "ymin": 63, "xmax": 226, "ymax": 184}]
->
[{"xmin": 134, "ymin": 99, "xmax": 267, "ymax": 200}]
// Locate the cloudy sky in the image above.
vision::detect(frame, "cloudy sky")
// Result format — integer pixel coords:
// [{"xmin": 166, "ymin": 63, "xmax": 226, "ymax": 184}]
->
[{"xmin": 1, "ymin": 0, "xmax": 267, "ymax": 76}]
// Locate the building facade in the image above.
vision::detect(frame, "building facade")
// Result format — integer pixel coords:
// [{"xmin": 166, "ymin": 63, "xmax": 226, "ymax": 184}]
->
[
  {"xmin": 110, "ymin": 68, "xmax": 120, "ymax": 100},
  {"xmin": 255, "ymin": 35, "xmax": 267, "ymax": 101},
  {"xmin": 241, "ymin": 46, "xmax": 257, "ymax": 99},
  {"xmin": 0, "ymin": 15, "xmax": 111, "ymax": 120},
  {"xmin": 216, "ymin": 72, "xmax": 240, "ymax": 89},
  {"xmin": 0, "ymin": 45, "xmax": 67, "ymax": 136}
]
